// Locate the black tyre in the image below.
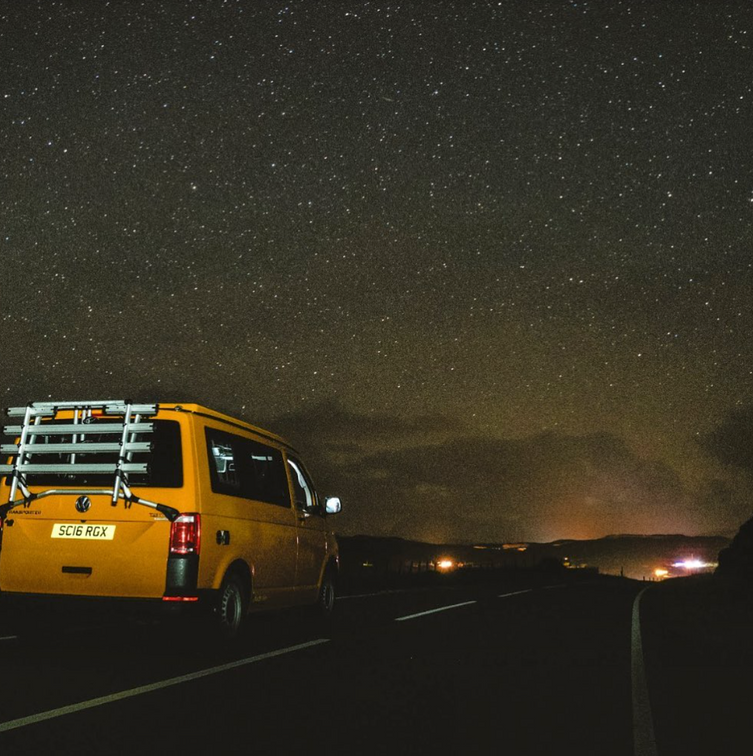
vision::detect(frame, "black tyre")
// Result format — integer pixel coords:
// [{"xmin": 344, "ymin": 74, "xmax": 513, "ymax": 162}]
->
[
  {"xmin": 315, "ymin": 568, "xmax": 336, "ymax": 617},
  {"xmin": 216, "ymin": 573, "xmax": 246, "ymax": 639}
]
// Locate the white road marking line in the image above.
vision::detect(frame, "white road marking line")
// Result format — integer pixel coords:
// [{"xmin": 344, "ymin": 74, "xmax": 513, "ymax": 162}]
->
[
  {"xmin": 631, "ymin": 587, "xmax": 658, "ymax": 756},
  {"xmin": 497, "ymin": 589, "xmax": 533, "ymax": 598},
  {"xmin": 0, "ymin": 635, "xmax": 18, "ymax": 642},
  {"xmin": 395, "ymin": 600, "xmax": 477, "ymax": 622},
  {"xmin": 0, "ymin": 638, "xmax": 329, "ymax": 734},
  {"xmin": 541, "ymin": 583, "xmax": 568, "ymax": 590},
  {"xmin": 338, "ymin": 588, "xmax": 414, "ymax": 600}
]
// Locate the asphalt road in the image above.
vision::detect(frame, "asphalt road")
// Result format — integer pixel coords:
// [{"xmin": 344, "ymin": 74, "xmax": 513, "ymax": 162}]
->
[
  {"xmin": 0, "ymin": 577, "xmax": 648, "ymax": 755},
  {"xmin": 639, "ymin": 575, "xmax": 753, "ymax": 756}
]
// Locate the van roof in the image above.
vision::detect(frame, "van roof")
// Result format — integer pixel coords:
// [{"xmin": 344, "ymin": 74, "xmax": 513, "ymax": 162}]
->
[{"xmin": 158, "ymin": 403, "xmax": 297, "ymax": 453}]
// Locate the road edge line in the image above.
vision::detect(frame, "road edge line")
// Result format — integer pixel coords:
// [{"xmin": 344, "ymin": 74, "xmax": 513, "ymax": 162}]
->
[
  {"xmin": 631, "ymin": 587, "xmax": 658, "ymax": 756},
  {"xmin": 0, "ymin": 638, "xmax": 329, "ymax": 733}
]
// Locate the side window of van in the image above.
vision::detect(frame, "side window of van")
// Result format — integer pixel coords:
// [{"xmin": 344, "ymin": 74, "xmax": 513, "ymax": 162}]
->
[
  {"xmin": 288, "ymin": 457, "xmax": 317, "ymax": 513},
  {"xmin": 209, "ymin": 438, "xmax": 239, "ymax": 492},
  {"xmin": 206, "ymin": 429, "xmax": 290, "ymax": 507}
]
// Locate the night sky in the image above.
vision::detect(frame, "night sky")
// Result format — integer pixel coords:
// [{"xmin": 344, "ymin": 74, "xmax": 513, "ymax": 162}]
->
[{"xmin": 2, "ymin": 1, "xmax": 752, "ymax": 544}]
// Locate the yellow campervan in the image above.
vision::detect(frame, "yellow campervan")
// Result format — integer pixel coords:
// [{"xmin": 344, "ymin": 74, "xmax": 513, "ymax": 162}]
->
[{"xmin": 0, "ymin": 400, "xmax": 341, "ymax": 637}]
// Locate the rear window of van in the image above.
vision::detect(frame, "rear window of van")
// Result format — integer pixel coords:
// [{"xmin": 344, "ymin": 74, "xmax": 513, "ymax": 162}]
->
[{"xmin": 3, "ymin": 420, "xmax": 183, "ymax": 488}]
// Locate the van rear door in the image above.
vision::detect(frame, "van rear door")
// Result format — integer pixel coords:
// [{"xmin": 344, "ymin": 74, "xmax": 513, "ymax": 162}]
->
[{"xmin": 0, "ymin": 498, "xmax": 173, "ymax": 598}]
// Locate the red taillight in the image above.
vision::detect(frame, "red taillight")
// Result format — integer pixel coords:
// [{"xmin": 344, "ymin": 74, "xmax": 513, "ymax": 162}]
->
[
  {"xmin": 162, "ymin": 595, "xmax": 199, "ymax": 602},
  {"xmin": 169, "ymin": 513, "xmax": 201, "ymax": 555}
]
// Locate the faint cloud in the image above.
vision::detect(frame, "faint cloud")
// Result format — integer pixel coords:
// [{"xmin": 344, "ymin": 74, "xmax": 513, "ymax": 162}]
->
[{"xmin": 269, "ymin": 401, "xmax": 723, "ymax": 543}]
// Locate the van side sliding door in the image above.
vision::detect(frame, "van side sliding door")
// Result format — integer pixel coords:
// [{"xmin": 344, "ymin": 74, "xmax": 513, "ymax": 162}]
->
[{"xmin": 204, "ymin": 427, "xmax": 298, "ymax": 603}]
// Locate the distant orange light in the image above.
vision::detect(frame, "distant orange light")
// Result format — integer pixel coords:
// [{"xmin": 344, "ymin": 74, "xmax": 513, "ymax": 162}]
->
[
  {"xmin": 437, "ymin": 559, "xmax": 455, "ymax": 571},
  {"xmin": 654, "ymin": 568, "xmax": 669, "ymax": 578}
]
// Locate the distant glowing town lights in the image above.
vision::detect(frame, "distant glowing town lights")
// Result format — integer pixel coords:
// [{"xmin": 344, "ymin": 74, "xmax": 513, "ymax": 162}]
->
[
  {"xmin": 653, "ymin": 558, "xmax": 717, "ymax": 579},
  {"xmin": 672, "ymin": 559, "xmax": 710, "ymax": 570},
  {"xmin": 437, "ymin": 559, "xmax": 455, "ymax": 571}
]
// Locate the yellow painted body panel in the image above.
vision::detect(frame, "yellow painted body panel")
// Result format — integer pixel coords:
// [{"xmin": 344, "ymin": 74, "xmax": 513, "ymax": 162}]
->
[{"xmin": 1, "ymin": 504, "xmax": 172, "ymax": 597}]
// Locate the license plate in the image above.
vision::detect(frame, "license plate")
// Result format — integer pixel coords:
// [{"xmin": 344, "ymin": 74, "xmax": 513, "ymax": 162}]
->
[{"xmin": 51, "ymin": 523, "xmax": 116, "ymax": 540}]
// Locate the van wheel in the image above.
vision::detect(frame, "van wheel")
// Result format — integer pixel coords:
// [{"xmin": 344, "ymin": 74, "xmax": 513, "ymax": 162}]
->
[
  {"xmin": 316, "ymin": 569, "xmax": 336, "ymax": 617},
  {"xmin": 216, "ymin": 574, "xmax": 245, "ymax": 639}
]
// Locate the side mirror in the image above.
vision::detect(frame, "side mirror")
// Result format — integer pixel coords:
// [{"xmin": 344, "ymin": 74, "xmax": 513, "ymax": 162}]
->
[{"xmin": 324, "ymin": 496, "xmax": 342, "ymax": 515}]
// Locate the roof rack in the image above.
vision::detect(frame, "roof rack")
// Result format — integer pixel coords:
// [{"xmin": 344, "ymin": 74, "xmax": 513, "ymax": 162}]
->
[{"xmin": 0, "ymin": 400, "xmax": 179, "ymax": 521}]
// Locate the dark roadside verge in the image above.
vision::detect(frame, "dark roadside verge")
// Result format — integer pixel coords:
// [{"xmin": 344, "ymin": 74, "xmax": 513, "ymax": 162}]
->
[
  {"xmin": 336, "ymin": 533, "xmax": 600, "ymax": 596},
  {"xmin": 338, "ymin": 560, "xmax": 603, "ymax": 597},
  {"xmin": 639, "ymin": 574, "xmax": 753, "ymax": 756}
]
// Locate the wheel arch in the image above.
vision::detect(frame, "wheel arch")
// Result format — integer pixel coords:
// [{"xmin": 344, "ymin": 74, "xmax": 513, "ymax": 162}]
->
[
  {"xmin": 223, "ymin": 559, "xmax": 253, "ymax": 612},
  {"xmin": 321, "ymin": 555, "xmax": 339, "ymax": 585}
]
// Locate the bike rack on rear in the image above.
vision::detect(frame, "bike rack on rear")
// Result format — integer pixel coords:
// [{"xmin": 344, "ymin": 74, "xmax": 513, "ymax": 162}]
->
[{"xmin": 0, "ymin": 400, "xmax": 179, "ymax": 521}]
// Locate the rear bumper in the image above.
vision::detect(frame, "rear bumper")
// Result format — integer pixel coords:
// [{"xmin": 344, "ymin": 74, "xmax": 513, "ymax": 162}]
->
[{"xmin": 0, "ymin": 553, "xmax": 202, "ymax": 614}]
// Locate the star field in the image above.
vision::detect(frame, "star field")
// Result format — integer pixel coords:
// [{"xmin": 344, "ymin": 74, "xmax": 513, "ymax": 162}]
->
[{"xmin": 1, "ymin": 1, "xmax": 752, "ymax": 542}]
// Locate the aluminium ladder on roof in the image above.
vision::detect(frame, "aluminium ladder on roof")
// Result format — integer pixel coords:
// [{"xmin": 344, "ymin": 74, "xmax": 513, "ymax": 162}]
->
[{"xmin": 0, "ymin": 400, "xmax": 179, "ymax": 521}]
